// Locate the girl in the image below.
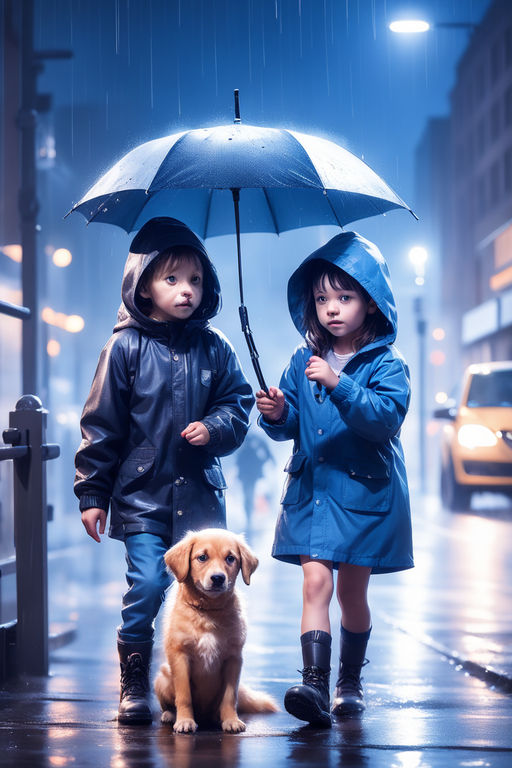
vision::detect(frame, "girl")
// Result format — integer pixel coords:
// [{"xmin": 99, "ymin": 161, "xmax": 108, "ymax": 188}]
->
[{"xmin": 256, "ymin": 231, "xmax": 413, "ymax": 727}]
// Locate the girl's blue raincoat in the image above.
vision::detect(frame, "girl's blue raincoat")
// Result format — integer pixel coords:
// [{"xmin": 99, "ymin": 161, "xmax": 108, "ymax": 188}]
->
[{"xmin": 260, "ymin": 232, "xmax": 413, "ymax": 574}]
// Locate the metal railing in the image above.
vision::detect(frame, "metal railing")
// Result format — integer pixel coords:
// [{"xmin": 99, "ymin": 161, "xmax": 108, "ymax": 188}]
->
[{"xmin": 0, "ymin": 395, "xmax": 60, "ymax": 677}]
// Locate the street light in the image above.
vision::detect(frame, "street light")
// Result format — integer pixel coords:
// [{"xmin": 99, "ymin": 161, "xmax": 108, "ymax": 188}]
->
[
  {"xmin": 409, "ymin": 246, "xmax": 428, "ymax": 495},
  {"xmin": 389, "ymin": 19, "xmax": 476, "ymax": 34},
  {"xmin": 389, "ymin": 20, "xmax": 431, "ymax": 34},
  {"xmin": 409, "ymin": 245, "xmax": 428, "ymax": 286}
]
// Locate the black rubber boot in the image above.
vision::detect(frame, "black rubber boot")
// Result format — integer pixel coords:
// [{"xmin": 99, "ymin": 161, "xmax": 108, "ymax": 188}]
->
[
  {"xmin": 331, "ymin": 626, "xmax": 370, "ymax": 717},
  {"xmin": 284, "ymin": 630, "xmax": 332, "ymax": 728},
  {"xmin": 118, "ymin": 639, "xmax": 153, "ymax": 724}
]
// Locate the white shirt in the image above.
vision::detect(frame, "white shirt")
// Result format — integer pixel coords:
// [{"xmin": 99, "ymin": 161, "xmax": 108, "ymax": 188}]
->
[{"xmin": 326, "ymin": 349, "xmax": 354, "ymax": 376}]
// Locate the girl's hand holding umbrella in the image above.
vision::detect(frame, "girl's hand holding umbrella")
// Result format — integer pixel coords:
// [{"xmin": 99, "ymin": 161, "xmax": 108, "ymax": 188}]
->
[{"xmin": 256, "ymin": 387, "xmax": 285, "ymax": 423}]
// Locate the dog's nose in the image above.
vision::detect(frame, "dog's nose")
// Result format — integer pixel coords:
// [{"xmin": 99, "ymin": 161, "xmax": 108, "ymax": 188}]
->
[{"xmin": 210, "ymin": 573, "xmax": 226, "ymax": 587}]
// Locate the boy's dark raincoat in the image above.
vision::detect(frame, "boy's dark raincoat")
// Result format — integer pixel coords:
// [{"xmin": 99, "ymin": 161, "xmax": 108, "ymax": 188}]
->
[
  {"xmin": 260, "ymin": 231, "xmax": 413, "ymax": 573},
  {"xmin": 74, "ymin": 217, "xmax": 254, "ymax": 544}
]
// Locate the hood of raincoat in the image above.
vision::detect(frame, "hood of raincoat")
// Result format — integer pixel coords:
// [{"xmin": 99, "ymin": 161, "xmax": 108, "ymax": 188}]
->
[
  {"xmin": 287, "ymin": 231, "xmax": 397, "ymax": 346},
  {"xmin": 114, "ymin": 216, "xmax": 221, "ymax": 335}
]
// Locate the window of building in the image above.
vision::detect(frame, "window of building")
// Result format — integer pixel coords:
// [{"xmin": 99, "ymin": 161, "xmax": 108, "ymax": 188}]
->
[
  {"xmin": 505, "ymin": 26, "xmax": 512, "ymax": 68},
  {"xmin": 475, "ymin": 62, "xmax": 485, "ymax": 100},
  {"xmin": 466, "ymin": 132, "xmax": 474, "ymax": 167},
  {"xmin": 490, "ymin": 161, "xmax": 501, "ymax": 204},
  {"xmin": 477, "ymin": 173, "xmax": 487, "ymax": 212},
  {"xmin": 494, "ymin": 223, "xmax": 512, "ymax": 270},
  {"xmin": 474, "ymin": 258, "xmax": 483, "ymax": 305},
  {"xmin": 505, "ymin": 146, "xmax": 512, "ymax": 193},
  {"xmin": 491, "ymin": 39, "xmax": 501, "ymax": 83},
  {"xmin": 477, "ymin": 117, "xmax": 486, "ymax": 154},
  {"xmin": 453, "ymin": 88, "xmax": 465, "ymax": 121},
  {"xmin": 491, "ymin": 101, "xmax": 501, "ymax": 140},
  {"xmin": 466, "ymin": 82, "xmax": 473, "ymax": 114},
  {"xmin": 455, "ymin": 142, "xmax": 465, "ymax": 176},
  {"xmin": 505, "ymin": 84, "xmax": 512, "ymax": 126}
]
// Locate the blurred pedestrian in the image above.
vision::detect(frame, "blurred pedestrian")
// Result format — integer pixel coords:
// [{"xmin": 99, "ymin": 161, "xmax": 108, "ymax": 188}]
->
[
  {"xmin": 74, "ymin": 217, "xmax": 254, "ymax": 724},
  {"xmin": 235, "ymin": 428, "xmax": 275, "ymax": 532},
  {"xmin": 256, "ymin": 231, "xmax": 413, "ymax": 727}
]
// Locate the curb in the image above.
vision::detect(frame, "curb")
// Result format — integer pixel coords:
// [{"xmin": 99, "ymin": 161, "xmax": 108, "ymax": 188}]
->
[{"xmin": 377, "ymin": 612, "xmax": 512, "ymax": 694}]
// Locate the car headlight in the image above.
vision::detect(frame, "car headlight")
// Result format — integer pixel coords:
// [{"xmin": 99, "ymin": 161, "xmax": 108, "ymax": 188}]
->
[{"xmin": 457, "ymin": 424, "xmax": 498, "ymax": 449}]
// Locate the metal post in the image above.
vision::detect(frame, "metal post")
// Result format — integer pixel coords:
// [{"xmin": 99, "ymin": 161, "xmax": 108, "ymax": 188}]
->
[
  {"xmin": 4, "ymin": 395, "xmax": 59, "ymax": 676},
  {"xmin": 19, "ymin": 0, "xmax": 39, "ymax": 396},
  {"xmin": 414, "ymin": 296, "xmax": 427, "ymax": 495},
  {"xmin": 18, "ymin": 0, "xmax": 72, "ymax": 397}
]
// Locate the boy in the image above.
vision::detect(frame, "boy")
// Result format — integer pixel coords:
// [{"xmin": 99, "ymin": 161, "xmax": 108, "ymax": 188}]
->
[{"xmin": 74, "ymin": 217, "xmax": 254, "ymax": 723}]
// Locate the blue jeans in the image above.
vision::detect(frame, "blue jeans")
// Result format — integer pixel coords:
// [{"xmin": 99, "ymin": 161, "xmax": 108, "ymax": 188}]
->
[{"xmin": 119, "ymin": 533, "xmax": 172, "ymax": 643}]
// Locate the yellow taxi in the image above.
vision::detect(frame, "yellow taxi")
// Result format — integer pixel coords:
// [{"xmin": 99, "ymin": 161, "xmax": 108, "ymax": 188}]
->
[{"xmin": 434, "ymin": 361, "xmax": 512, "ymax": 510}]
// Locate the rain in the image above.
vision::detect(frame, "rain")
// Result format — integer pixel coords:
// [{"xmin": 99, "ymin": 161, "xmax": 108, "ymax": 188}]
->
[{"xmin": 1, "ymin": 0, "xmax": 512, "ymax": 765}]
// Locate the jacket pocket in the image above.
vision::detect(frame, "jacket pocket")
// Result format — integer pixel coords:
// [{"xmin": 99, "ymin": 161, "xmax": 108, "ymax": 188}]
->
[
  {"xmin": 200, "ymin": 368, "xmax": 212, "ymax": 387},
  {"xmin": 280, "ymin": 451, "xmax": 307, "ymax": 505},
  {"xmin": 118, "ymin": 446, "xmax": 156, "ymax": 483},
  {"xmin": 343, "ymin": 462, "xmax": 391, "ymax": 513},
  {"xmin": 202, "ymin": 465, "xmax": 227, "ymax": 490}
]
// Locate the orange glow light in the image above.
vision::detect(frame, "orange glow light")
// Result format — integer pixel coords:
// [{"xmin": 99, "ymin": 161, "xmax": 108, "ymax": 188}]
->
[
  {"xmin": 53, "ymin": 248, "xmax": 72, "ymax": 268},
  {"xmin": 47, "ymin": 340, "xmax": 61, "ymax": 357},
  {"xmin": 41, "ymin": 307, "xmax": 84, "ymax": 333},
  {"xmin": 1, "ymin": 244, "xmax": 22, "ymax": 262},
  {"xmin": 430, "ymin": 350, "xmax": 446, "ymax": 366},
  {"xmin": 65, "ymin": 315, "xmax": 85, "ymax": 333},
  {"xmin": 490, "ymin": 264, "xmax": 512, "ymax": 292}
]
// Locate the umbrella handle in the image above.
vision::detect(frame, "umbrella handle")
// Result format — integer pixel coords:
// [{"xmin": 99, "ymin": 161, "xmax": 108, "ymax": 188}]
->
[
  {"xmin": 231, "ymin": 188, "xmax": 268, "ymax": 394},
  {"xmin": 239, "ymin": 305, "xmax": 268, "ymax": 394},
  {"xmin": 234, "ymin": 89, "xmax": 241, "ymax": 123}
]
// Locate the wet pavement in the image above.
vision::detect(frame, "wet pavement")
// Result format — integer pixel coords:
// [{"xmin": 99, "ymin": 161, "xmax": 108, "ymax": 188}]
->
[{"xmin": 1, "ymin": 492, "xmax": 512, "ymax": 767}]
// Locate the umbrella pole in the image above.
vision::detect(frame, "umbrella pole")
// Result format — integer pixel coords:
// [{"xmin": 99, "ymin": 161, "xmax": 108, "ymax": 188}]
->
[{"xmin": 231, "ymin": 188, "xmax": 269, "ymax": 393}]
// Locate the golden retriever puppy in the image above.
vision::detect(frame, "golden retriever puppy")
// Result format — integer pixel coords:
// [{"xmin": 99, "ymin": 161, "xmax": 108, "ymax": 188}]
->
[{"xmin": 154, "ymin": 528, "xmax": 278, "ymax": 733}]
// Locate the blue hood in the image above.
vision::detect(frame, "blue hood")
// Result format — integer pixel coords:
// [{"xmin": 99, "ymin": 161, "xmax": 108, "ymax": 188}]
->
[{"xmin": 287, "ymin": 231, "xmax": 397, "ymax": 346}]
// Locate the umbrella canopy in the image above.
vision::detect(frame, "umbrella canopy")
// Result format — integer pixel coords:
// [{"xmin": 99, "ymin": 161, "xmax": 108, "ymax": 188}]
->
[
  {"xmin": 69, "ymin": 97, "xmax": 414, "ymax": 391},
  {"xmin": 70, "ymin": 123, "xmax": 413, "ymax": 237}
]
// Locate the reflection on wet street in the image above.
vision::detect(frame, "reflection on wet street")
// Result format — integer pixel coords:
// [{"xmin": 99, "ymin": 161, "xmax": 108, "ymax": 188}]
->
[{"xmin": 1, "ymin": 481, "xmax": 512, "ymax": 766}]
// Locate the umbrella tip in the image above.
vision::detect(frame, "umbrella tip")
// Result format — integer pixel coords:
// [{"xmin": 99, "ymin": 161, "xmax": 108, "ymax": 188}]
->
[{"xmin": 234, "ymin": 89, "xmax": 241, "ymax": 124}]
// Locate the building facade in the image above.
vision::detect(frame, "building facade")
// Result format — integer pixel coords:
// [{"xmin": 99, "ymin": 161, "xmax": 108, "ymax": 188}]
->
[{"xmin": 447, "ymin": 0, "xmax": 512, "ymax": 368}]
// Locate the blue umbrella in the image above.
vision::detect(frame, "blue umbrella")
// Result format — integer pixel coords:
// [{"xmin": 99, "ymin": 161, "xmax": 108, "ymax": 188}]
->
[{"xmin": 69, "ymin": 92, "xmax": 414, "ymax": 390}]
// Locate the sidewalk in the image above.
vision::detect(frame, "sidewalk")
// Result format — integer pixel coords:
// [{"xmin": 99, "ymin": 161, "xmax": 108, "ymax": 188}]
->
[
  {"xmin": 372, "ymin": 493, "xmax": 512, "ymax": 692},
  {"xmin": 1, "ymin": 493, "xmax": 512, "ymax": 766}
]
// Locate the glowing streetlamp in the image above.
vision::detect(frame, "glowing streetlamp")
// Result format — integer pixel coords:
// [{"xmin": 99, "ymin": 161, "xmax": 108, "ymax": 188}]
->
[
  {"xmin": 389, "ymin": 19, "xmax": 475, "ymax": 34},
  {"xmin": 389, "ymin": 20, "xmax": 431, "ymax": 34},
  {"xmin": 409, "ymin": 245, "xmax": 428, "ymax": 286},
  {"xmin": 52, "ymin": 248, "xmax": 72, "ymax": 268}
]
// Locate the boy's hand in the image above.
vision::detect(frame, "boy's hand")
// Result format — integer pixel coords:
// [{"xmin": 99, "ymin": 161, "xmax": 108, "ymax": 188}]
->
[
  {"xmin": 81, "ymin": 507, "xmax": 107, "ymax": 543},
  {"xmin": 181, "ymin": 421, "xmax": 210, "ymax": 446},
  {"xmin": 256, "ymin": 386, "xmax": 285, "ymax": 422},
  {"xmin": 305, "ymin": 356, "xmax": 339, "ymax": 390}
]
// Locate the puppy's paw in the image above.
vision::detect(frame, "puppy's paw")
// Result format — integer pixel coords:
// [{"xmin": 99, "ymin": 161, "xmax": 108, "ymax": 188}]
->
[
  {"xmin": 161, "ymin": 709, "xmax": 176, "ymax": 725},
  {"xmin": 221, "ymin": 717, "xmax": 246, "ymax": 733},
  {"xmin": 174, "ymin": 718, "xmax": 198, "ymax": 734}
]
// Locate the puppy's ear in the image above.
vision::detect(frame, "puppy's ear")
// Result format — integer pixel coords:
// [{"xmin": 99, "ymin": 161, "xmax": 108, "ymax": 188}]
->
[
  {"xmin": 237, "ymin": 537, "xmax": 259, "ymax": 585},
  {"xmin": 164, "ymin": 534, "xmax": 193, "ymax": 582}
]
